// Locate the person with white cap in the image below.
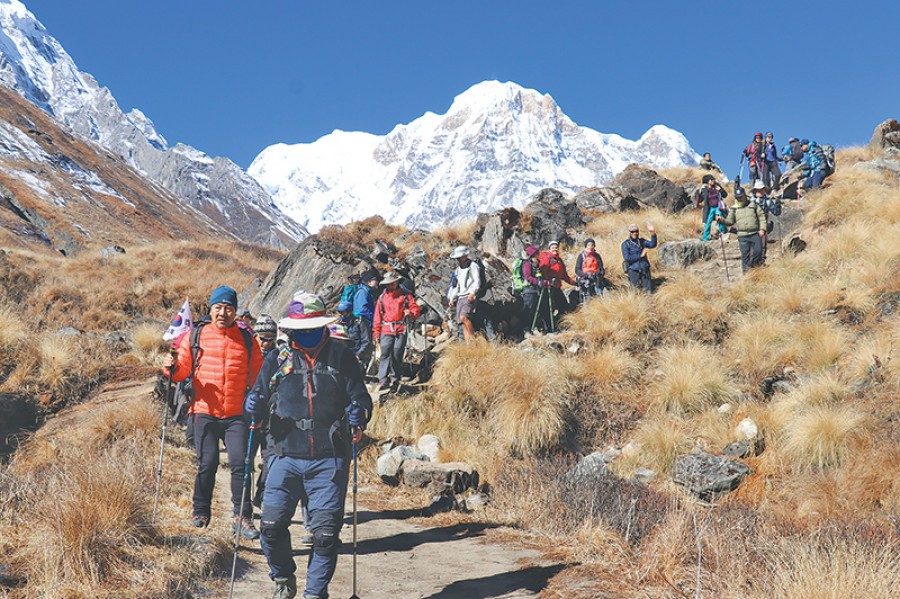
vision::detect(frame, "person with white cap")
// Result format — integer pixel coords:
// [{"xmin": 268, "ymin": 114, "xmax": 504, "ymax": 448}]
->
[
  {"xmin": 447, "ymin": 246, "xmax": 481, "ymax": 341},
  {"xmin": 372, "ymin": 272, "xmax": 421, "ymax": 391},
  {"xmin": 717, "ymin": 187, "xmax": 766, "ymax": 272},
  {"xmin": 537, "ymin": 241, "xmax": 574, "ymax": 330},
  {"xmin": 244, "ymin": 291, "xmax": 373, "ymax": 599},
  {"xmin": 621, "ymin": 223, "xmax": 658, "ymax": 292},
  {"xmin": 749, "ymin": 180, "xmax": 781, "ymax": 264}
]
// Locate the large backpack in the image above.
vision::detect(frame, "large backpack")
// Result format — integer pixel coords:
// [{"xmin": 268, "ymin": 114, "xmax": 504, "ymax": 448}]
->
[
  {"xmin": 340, "ymin": 283, "xmax": 361, "ymax": 305},
  {"xmin": 511, "ymin": 258, "xmax": 527, "ymax": 292},
  {"xmin": 173, "ymin": 316, "xmax": 254, "ymax": 423},
  {"xmin": 819, "ymin": 144, "xmax": 836, "ymax": 176},
  {"xmin": 472, "ymin": 258, "xmax": 490, "ymax": 300}
]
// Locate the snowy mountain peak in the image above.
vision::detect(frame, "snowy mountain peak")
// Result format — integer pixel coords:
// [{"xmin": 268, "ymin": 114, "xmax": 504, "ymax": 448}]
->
[{"xmin": 250, "ymin": 81, "xmax": 700, "ymax": 233}]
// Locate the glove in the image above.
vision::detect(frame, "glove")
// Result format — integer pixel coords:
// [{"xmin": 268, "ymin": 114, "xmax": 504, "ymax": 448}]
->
[
  {"xmin": 244, "ymin": 393, "xmax": 264, "ymax": 418},
  {"xmin": 348, "ymin": 401, "xmax": 369, "ymax": 430}
]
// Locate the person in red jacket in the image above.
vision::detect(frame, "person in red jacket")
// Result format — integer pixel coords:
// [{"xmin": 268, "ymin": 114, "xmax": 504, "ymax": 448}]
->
[
  {"xmin": 163, "ymin": 285, "xmax": 263, "ymax": 537},
  {"xmin": 537, "ymin": 241, "xmax": 573, "ymax": 331},
  {"xmin": 743, "ymin": 132, "xmax": 765, "ymax": 187},
  {"xmin": 372, "ymin": 272, "xmax": 421, "ymax": 392}
]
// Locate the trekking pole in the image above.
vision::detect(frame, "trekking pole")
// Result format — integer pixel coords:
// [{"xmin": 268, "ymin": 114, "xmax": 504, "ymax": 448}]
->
[
  {"xmin": 548, "ymin": 280, "xmax": 556, "ymax": 333},
  {"xmin": 350, "ymin": 435, "xmax": 361, "ymax": 599},
  {"xmin": 228, "ymin": 419, "xmax": 256, "ymax": 599},
  {"xmin": 531, "ymin": 286, "xmax": 545, "ymax": 332},
  {"xmin": 719, "ymin": 233, "xmax": 732, "ymax": 283},
  {"xmin": 152, "ymin": 350, "xmax": 176, "ymax": 525}
]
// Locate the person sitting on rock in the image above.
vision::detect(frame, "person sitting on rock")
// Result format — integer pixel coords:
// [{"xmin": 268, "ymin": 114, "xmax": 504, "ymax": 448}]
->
[
  {"xmin": 621, "ymin": 223, "xmax": 657, "ymax": 293},
  {"xmin": 538, "ymin": 241, "xmax": 574, "ymax": 330},
  {"xmin": 800, "ymin": 139, "xmax": 828, "ymax": 190},
  {"xmin": 373, "ymin": 272, "xmax": 421, "ymax": 391},
  {"xmin": 717, "ymin": 186, "xmax": 766, "ymax": 272},
  {"xmin": 447, "ymin": 246, "xmax": 481, "ymax": 342},
  {"xmin": 781, "ymin": 137, "xmax": 804, "ymax": 171},
  {"xmin": 699, "ymin": 152, "xmax": 722, "ymax": 173},
  {"xmin": 574, "ymin": 238, "xmax": 606, "ymax": 300},
  {"xmin": 697, "ymin": 174, "xmax": 729, "ymax": 242}
]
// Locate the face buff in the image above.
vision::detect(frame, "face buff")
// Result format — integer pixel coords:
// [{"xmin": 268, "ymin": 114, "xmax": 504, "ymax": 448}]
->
[{"xmin": 291, "ymin": 328, "xmax": 325, "ymax": 348}]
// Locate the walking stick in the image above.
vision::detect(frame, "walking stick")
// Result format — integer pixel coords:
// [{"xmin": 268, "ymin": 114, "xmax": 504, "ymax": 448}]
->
[
  {"xmin": 350, "ymin": 435, "xmax": 361, "ymax": 599},
  {"xmin": 548, "ymin": 280, "xmax": 556, "ymax": 333},
  {"xmin": 719, "ymin": 232, "xmax": 732, "ymax": 283},
  {"xmin": 152, "ymin": 354, "xmax": 175, "ymax": 525},
  {"xmin": 531, "ymin": 286, "xmax": 545, "ymax": 332},
  {"xmin": 228, "ymin": 420, "xmax": 256, "ymax": 599}
]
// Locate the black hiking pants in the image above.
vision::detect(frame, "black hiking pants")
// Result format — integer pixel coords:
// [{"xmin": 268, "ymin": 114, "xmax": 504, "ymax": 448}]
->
[
  {"xmin": 627, "ymin": 266, "xmax": 653, "ymax": 293},
  {"xmin": 523, "ymin": 287, "xmax": 551, "ymax": 332},
  {"xmin": 738, "ymin": 234, "xmax": 764, "ymax": 272},
  {"xmin": 192, "ymin": 413, "xmax": 252, "ymax": 519},
  {"xmin": 764, "ymin": 160, "xmax": 782, "ymax": 191},
  {"xmin": 749, "ymin": 164, "xmax": 761, "ymax": 186}
]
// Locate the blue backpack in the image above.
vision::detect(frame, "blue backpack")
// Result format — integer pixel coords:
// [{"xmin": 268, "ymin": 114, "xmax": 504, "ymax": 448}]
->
[{"xmin": 340, "ymin": 284, "xmax": 361, "ymax": 305}]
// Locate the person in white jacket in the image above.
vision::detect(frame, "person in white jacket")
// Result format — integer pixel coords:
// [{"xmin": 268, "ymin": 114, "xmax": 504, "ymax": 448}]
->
[{"xmin": 447, "ymin": 246, "xmax": 481, "ymax": 341}]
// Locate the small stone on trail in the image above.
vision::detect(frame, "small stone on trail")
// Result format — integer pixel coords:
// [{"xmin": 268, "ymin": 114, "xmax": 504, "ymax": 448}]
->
[
  {"xmin": 736, "ymin": 418, "xmax": 758, "ymax": 441},
  {"xmin": 416, "ymin": 434, "xmax": 441, "ymax": 462},
  {"xmin": 376, "ymin": 445, "xmax": 428, "ymax": 485},
  {"xmin": 633, "ymin": 468, "xmax": 656, "ymax": 484}
]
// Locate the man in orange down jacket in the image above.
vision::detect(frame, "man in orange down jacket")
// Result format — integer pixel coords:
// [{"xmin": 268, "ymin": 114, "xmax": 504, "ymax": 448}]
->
[
  {"xmin": 163, "ymin": 285, "xmax": 263, "ymax": 538},
  {"xmin": 372, "ymin": 272, "xmax": 421, "ymax": 392}
]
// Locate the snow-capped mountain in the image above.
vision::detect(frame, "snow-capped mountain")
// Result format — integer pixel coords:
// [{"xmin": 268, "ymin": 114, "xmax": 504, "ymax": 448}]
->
[
  {"xmin": 250, "ymin": 80, "xmax": 700, "ymax": 232},
  {"xmin": 0, "ymin": 0, "xmax": 306, "ymax": 247}
]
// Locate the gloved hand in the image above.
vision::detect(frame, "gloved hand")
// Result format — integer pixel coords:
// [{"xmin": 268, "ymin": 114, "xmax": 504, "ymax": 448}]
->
[
  {"xmin": 542, "ymin": 280, "xmax": 551, "ymax": 288},
  {"xmin": 348, "ymin": 401, "xmax": 369, "ymax": 430},
  {"xmin": 244, "ymin": 393, "xmax": 265, "ymax": 418}
]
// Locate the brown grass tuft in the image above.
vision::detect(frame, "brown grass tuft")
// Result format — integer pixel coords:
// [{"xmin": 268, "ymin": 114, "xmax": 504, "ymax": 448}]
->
[
  {"xmin": 782, "ymin": 404, "xmax": 866, "ymax": 471},
  {"xmin": 650, "ymin": 342, "xmax": 735, "ymax": 415}
]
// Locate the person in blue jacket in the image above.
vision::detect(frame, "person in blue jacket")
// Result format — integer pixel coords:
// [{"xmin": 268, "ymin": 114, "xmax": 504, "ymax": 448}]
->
[
  {"xmin": 244, "ymin": 291, "xmax": 373, "ymax": 599},
  {"xmin": 337, "ymin": 300, "xmax": 372, "ymax": 374},
  {"xmin": 621, "ymin": 223, "xmax": 657, "ymax": 293},
  {"xmin": 352, "ymin": 271, "xmax": 378, "ymax": 326},
  {"xmin": 800, "ymin": 139, "xmax": 827, "ymax": 190}
]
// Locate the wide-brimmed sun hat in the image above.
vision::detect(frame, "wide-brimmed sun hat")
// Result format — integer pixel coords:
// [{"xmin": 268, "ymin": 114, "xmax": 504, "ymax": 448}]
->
[
  {"xmin": 380, "ymin": 272, "xmax": 402, "ymax": 285},
  {"xmin": 328, "ymin": 323, "xmax": 350, "ymax": 341},
  {"xmin": 449, "ymin": 246, "xmax": 469, "ymax": 259},
  {"xmin": 752, "ymin": 180, "xmax": 768, "ymax": 191},
  {"xmin": 278, "ymin": 291, "xmax": 338, "ymax": 330}
]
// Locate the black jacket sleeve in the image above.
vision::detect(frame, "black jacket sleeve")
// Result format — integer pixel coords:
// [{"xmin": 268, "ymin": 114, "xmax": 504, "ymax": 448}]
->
[{"xmin": 340, "ymin": 344, "xmax": 373, "ymax": 422}]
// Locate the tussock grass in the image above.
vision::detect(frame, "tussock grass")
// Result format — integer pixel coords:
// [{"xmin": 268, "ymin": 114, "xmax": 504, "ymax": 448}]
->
[
  {"xmin": 613, "ymin": 417, "xmax": 689, "ymax": 476},
  {"xmin": 564, "ymin": 288, "xmax": 656, "ymax": 349},
  {"xmin": 651, "ymin": 342, "xmax": 735, "ymax": 414},
  {"xmin": 655, "ymin": 271, "xmax": 727, "ymax": 343},
  {"xmin": 782, "ymin": 404, "xmax": 866, "ymax": 471},
  {"xmin": 131, "ymin": 321, "xmax": 168, "ymax": 365},
  {"xmin": 571, "ymin": 344, "xmax": 640, "ymax": 390},
  {"xmin": 0, "ymin": 302, "xmax": 27, "ymax": 355}
]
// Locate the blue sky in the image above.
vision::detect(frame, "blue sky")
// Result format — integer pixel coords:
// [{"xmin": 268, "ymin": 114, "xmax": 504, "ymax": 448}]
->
[{"xmin": 24, "ymin": 0, "xmax": 900, "ymax": 174}]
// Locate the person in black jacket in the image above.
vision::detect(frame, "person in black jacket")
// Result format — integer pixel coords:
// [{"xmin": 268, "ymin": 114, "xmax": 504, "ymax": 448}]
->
[
  {"xmin": 244, "ymin": 291, "xmax": 373, "ymax": 599},
  {"xmin": 696, "ymin": 175, "xmax": 729, "ymax": 241},
  {"xmin": 574, "ymin": 238, "xmax": 607, "ymax": 299},
  {"xmin": 621, "ymin": 223, "xmax": 658, "ymax": 292}
]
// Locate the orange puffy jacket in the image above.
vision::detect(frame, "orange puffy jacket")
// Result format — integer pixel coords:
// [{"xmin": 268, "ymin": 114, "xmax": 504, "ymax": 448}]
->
[{"xmin": 165, "ymin": 323, "xmax": 263, "ymax": 419}]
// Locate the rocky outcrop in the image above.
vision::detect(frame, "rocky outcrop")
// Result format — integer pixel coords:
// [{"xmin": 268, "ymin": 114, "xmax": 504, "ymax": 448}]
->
[
  {"xmin": 377, "ymin": 445, "xmax": 429, "ymax": 485},
  {"xmin": 870, "ymin": 119, "xmax": 900, "ymax": 151},
  {"xmin": 657, "ymin": 239, "xmax": 715, "ymax": 269},
  {"xmin": 573, "ymin": 187, "xmax": 637, "ymax": 213},
  {"xmin": 402, "ymin": 460, "xmax": 479, "ymax": 494},
  {"xmin": 612, "ymin": 165, "xmax": 691, "ymax": 213},
  {"xmin": 672, "ymin": 452, "xmax": 751, "ymax": 500}
]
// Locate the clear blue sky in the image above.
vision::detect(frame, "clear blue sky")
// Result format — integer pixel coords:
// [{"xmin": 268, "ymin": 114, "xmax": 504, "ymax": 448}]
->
[{"xmin": 25, "ymin": 0, "xmax": 900, "ymax": 174}]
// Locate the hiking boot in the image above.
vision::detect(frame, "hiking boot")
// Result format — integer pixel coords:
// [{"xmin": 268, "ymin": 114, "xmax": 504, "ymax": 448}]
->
[
  {"xmin": 272, "ymin": 574, "xmax": 297, "ymax": 599},
  {"xmin": 233, "ymin": 516, "xmax": 260, "ymax": 541},
  {"xmin": 190, "ymin": 514, "xmax": 209, "ymax": 528},
  {"xmin": 303, "ymin": 595, "xmax": 322, "ymax": 599},
  {"xmin": 300, "ymin": 529, "xmax": 314, "ymax": 546}
]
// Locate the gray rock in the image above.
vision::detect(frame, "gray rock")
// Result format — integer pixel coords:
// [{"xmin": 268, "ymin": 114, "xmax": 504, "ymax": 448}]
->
[
  {"xmin": 673, "ymin": 452, "xmax": 752, "ymax": 500},
  {"xmin": 573, "ymin": 187, "xmax": 636, "ymax": 212},
  {"xmin": 464, "ymin": 491, "xmax": 490, "ymax": 510},
  {"xmin": 416, "ymin": 434, "xmax": 441, "ymax": 462},
  {"xmin": 99, "ymin": 245, "xmax": 125, "ymax": 258},
  {"xmin": 57, "ymin": 327, "xmax": 82, "ymax": 337},
  {"xmin": 721, "ymin": 441, "xmax": 751, "ymax": 459},
  {"xmin": 869, "ymin": 118, "xmax": 900, "ymax": 151},
  {"xmin": 376, "ymin": 446, "xmax": 428, "ymax": 485},
  {"xmin": 520, "ymin": 188, "xmax": 585, "ymax": 248},
  {"xmin": 852, "ymin": 158, "xmax": 900, "ymax": 176},
  {"xmin": 401, "ymin": 460, "xmax": 479, "ymax": 494},
  {"xmin": 426, "ymin": 494, "xmax": 457, "ymax": 514},
  {"xmin": 633, "ymin": 468, "xmax": 656, "ymax": 484},
  {"xmin": 561, "ymin": 451, "xmax": 612, "ymax": 486},
  {"xmin": 657, "ymin": 239, "xmax": 715, "ymax": 269},
  {"xmin": 612, "ymin": 165, "xmax": 690, "ymax": 212}
]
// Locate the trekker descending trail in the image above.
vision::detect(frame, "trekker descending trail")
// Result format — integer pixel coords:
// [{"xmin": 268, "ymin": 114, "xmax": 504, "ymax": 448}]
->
[
  {"xmin": 622, "ymin": 223, "xmax": 658, "ymax": 293},
  {"xmin": 373, "ymin": 272, "xmax": 421, "ymax": 393},
  {"xmin": 750, "ymin": 180, "xmax": 782, "ymax": 264},
  {"xmin": 162, "ymin": 285, "xmax": 263, "ymax": 538},
  {"xmin": 244, "ymin": 291, "xmax": 373, "ymax": 599},
  {"xmin": 743, "ymin": 132, "xmax": 765, "ymax": 187},
  {"xmin": 697, "ymin": 174, "xmax": 729, "ymax": 242},
  {"xmin": 718, "ymin": 186, "xmax": 767, "ymax": 272},
  {"xmin": 762, "ymin": 131, "xmax": 782, "ymax": 191},
  {"xmin": 447, "ymin": 246, "xmax": 481, "ymax": 342}
]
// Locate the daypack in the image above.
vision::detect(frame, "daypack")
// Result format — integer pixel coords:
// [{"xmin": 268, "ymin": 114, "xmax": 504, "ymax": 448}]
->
[
  {"xmin": 340, "ymin": 283, "xmax": 362, "ymax": 305},
  {"xmin": 511, "ymin": 258, "xmax": 527, "ymax": 292},
  {"xmin": 472, "ymin": 258, "xmax": 490, "ymax": 300},
  {"xmin": 820, "ymin": 144, "xmax": 836, "ymax": 176},
  {"xmin": 173, "ymin": 315, "xmax": 254, "ymax": 423}
]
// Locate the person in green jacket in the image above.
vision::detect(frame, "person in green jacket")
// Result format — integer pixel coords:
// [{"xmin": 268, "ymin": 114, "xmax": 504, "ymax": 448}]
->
[{"xmin": 717, "ymin": 186, "xmax": 767, "ymax": 273}]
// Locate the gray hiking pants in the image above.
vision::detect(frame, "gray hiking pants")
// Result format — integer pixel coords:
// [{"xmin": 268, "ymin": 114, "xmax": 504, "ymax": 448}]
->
[
  {"xmin": 738, "ymin": 234, "xmax": 764, "ymax": 272},
  {"xmin": 378, "ymin": 333, "xmax": 406, "ymax": 383}
]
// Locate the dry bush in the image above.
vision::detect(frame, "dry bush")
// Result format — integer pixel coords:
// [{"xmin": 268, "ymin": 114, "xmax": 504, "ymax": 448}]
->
[
  {"xmin": 0, "ymin": 302, "xmax": 27, "ymax": 356},
  {"xmin": 564, "ymin": 288, "xmax": 657, "ymax": 349},
  {"xmin": 654, "ymin": 271, "xmax": 727, "ymax": 343},
  {"xmin": 37, "ymin": 334, "xmax": 79, "ymax": 391},
  {"xmin": 658, "ymin": 165, "xmax": 720, "ymax": 186},
  {"xmin": 782, "ymin": 404, "xmax": 867, "ymax": 471},
  {"xmin": 571, "ymin": 344, "xmax": 640, "ymax": 390},
  {"xmin": 724, "ymin": 313, "xmax": 803, "ymax": 383},
  {"xmin": 614, "ymin": 417, "xmax": 690, "ymax": 476},
  {"xmin": 650, "ymin": 342, "xmax": 735, "ymax": 415},
  {"xmin": 131, "ymin": 322, "xmax": 167, "ymax": 365}
]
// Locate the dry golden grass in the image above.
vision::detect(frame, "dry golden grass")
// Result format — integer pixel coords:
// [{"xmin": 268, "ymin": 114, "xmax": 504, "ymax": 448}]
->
[
  {"xmin": 131, "ymin": 321, "xmax": 168, "ymax": 366},
  {"xmin": 781, "ymin": 404, "xmax": 866, "ymax": 471},
  {"xmin": 613, "ymin": 416, "xmax": 689, "ymax": 476},
  {"xmin": 0, "ymin": 302, "xmax": 27, "ymax": 356},
  {"xmin": 564, "ymin": 288, "xmax": 657, "ymax": 349},
  {"xmin": 572, "ymin": 344, "xmax": 641, "ymax": 390},
  {"xmin": 654, "ymin": 271, "xmax": 727, "ymax": 342},
  {"xmin": 650, "ymin": 342, "xmax": 735, "ymax": 415}
]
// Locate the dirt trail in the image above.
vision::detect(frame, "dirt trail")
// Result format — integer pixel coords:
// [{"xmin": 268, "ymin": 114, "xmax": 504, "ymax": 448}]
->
[{"xmin": 220, "ymin": 479, "xmax": 561, "ymax": 599}]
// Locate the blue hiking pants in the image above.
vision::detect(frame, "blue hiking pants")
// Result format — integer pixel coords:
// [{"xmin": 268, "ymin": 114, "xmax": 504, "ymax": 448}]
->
[
  {"xmin": 701, "ymin": 206, "xmax": 726, "ymax": 241},
  {"xmin": 260, "ymin": 455, "xmax": 348, "ymax": 598},
  {"xmin": 803, "ymin": 170, "xmax": 825, "ymax": 190}
]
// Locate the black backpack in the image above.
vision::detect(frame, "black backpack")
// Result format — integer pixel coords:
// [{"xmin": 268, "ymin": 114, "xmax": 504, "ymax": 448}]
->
[
  {"xmin": 170, "ymin": 315, "xmax": 254, "ymax": 423},
  {"xmin": 472, "ymin": 258, "xmax": 490, "ymax": 300}
]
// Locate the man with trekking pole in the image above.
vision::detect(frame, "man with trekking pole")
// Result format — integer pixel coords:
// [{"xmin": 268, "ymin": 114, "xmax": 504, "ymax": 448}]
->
[
  {"xmin": 244, "ymin": 291, "xmax": 373, "ymax": 599},
  {"xmin": 162, "ymin": 286, "xmax": 263, "ymax": 537}
]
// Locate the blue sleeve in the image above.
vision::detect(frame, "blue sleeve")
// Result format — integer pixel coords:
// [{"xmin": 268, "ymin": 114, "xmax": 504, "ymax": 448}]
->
[
  {"xmin": 622, "ymin": 240, "xmax": 640, "ymax": 265},
  {"xmin": 353, "ymin": 288, "xmax": 373, "ymax": 322},
  {"xmin": 643, "ymin": 234, "xmax": 658, "ymax": 249}
]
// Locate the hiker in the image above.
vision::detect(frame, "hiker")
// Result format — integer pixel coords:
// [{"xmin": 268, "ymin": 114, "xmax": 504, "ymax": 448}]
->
[
  {"xmin": 750, "ymin": 180, "xmax": 782, "ymax": 263},
  {"xmin": 447, "ymin": 246, "xmax": 481, "ymax": 341},
  {"xmin": 697, "ymin": 174, "xmax": 729, "ymax": 242},
  {"xmin": 243, "ymin": 291, "xmax": 373, "ymax": 599},
  {"xmin": 781, "ymin": 136, "xmax": 804, "ymax": 171},
  {"xmin": 800, "ymin": 139, "xmax": 828, "ymax": 190},
  {"xmin": 742, "ymin": 132, "xmax": 765, "ymax": 186},
  {"xmin": 621, "ymin": 223, "xmax": 657, "ymax": 293},
  {"xmin": 337, "ymin": 300, "xmax": 371, "ymax": 372},
  {"xmin": 538, "ymin": 241, "xmax": 574, "ymax": 327},
  {"xmin": 251, "ymin": 314, "xmax": 278, "ymax": 509},
  {"xmin": 162, "ymin": 285, "xmax": 263, "ymax": 538},
  {"xmin": 574, "ymin": 238, "xmax": 606, "ymax": 299},
  {"xmin": 717, "ymin": 186, "xmax": 767, "ymax": 272},
  {"xmin": 352, "ymin": 271, "xmax": 378, "ymax": 328},
  {"xmin": 237, "ymin": 309, "xmax": 254, "ymax": 332},
  {"xmin": 699, "ymin": 152, "xmax": 722, "ymax": 173},
  {"xmin": 373, "ymin": 272, "xmax": 421, "ymax": 391},
  {"xmin": 762, "ymin": 132, "xmax": 782, "ymax": 191},
  {"xmin": 516, "ymin": 244, "xmax": 549, "ymax": 333}
]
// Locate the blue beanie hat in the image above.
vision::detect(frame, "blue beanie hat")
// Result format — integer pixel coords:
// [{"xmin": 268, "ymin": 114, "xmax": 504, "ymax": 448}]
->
[
  {"xmin": 209, "ymin": 285, "xmax": 238, "ymax": 308},
  {"xmin": 337, "ymin": 300, "xmax": 353, "ymax": 312}
]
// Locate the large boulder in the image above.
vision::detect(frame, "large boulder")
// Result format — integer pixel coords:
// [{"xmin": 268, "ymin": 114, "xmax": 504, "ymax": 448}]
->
[
  {"xmin": 612, "ymin": 165, "xmax": 691, "ymax": 213},
  {"xmin": 572, "ymin": 187, "xmax": 637, "ymax": 213},
  {"xmin": 672, "ymin": 452, "xmax": 751, "ymax": 500},
  {"xmin": 401, "ymin": 460, "xmax": 479, "ymax": 494},
  {"xmin": 870, "ymin": 118, "xmax": 900, "ymax": 151},
  {"xmin": 377, "ymin": 445, "xmax": 429, "ymax": 485},
  {"xmin": 657, "ymin": 239, "xmax": 715, "ymax": 269}
]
